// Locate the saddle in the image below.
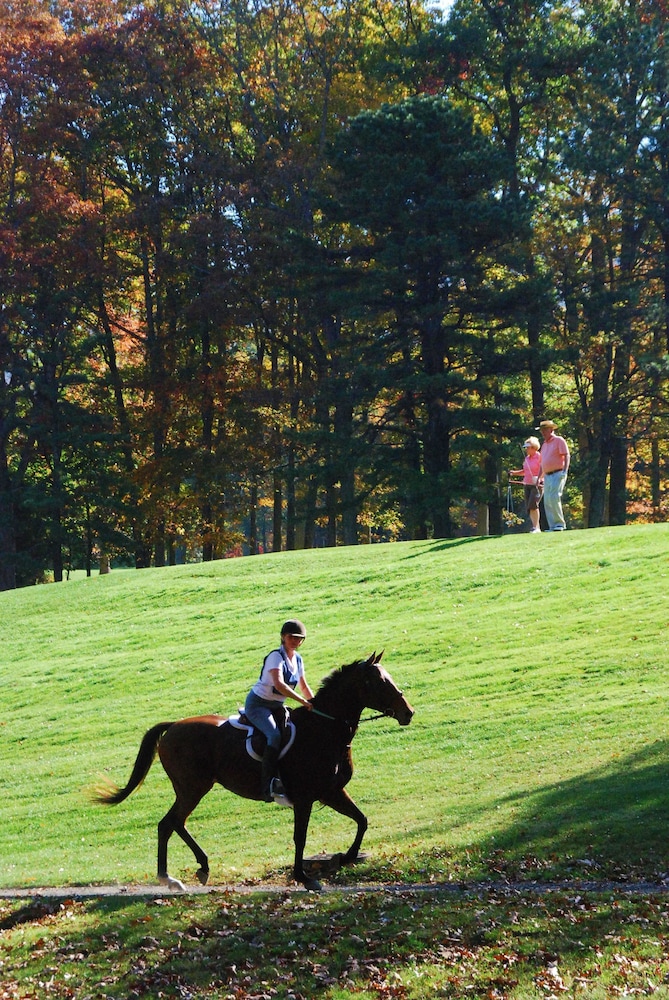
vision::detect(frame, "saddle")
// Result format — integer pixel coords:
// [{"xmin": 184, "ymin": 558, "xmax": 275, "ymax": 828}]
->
[{"xmin": 226, "ymin": 709, "xmax": 297, "ymax": 762}]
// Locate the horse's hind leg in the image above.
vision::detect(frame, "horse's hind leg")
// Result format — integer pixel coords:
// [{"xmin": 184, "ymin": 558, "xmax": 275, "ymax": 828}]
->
[{"xmin": 158, "ymin": 784, "xmax": 213, "ymax": 890}]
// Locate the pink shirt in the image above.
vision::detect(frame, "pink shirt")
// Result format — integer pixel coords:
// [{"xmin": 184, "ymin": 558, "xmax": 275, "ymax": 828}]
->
[
  {"xmin": 522, "ymin": 451, "xmax": 541, "ymax": 485},
  {"xmin": 540, "ymin": 434, "xmax": 570, "ymax": 474}
]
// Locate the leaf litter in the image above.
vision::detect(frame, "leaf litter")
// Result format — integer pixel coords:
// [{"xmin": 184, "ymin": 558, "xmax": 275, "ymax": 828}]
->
[{"xmin": 2, "ymin": 884, "xmax": 669, "ymax": 999}]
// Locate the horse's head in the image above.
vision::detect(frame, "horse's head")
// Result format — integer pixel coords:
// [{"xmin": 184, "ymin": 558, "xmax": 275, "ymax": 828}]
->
[{"xmin": 357, "ymin": 652, "xmax": 414, "ymax": 726}]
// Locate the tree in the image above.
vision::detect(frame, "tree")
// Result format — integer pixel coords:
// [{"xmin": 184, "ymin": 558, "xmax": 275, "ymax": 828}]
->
[
  {"xmin": 327, "ymin": 95, "xmax": 526, "ymax": 538},
  {"xmin": 0, "ymin": 2, "xmax": 106, "ymax": 585},
  {"xmin": 427, "ymin": 0, "xmax": 581, "ymax": 416},
  {"xmin": 184, "ymin": 0, "xmax": 431, "ymax": 547},
  {"xmin": 546, "ymin": 0, "xmax": 669, "ymax": 525}
]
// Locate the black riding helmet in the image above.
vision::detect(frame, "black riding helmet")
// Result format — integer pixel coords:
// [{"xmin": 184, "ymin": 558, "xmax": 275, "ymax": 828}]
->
[{"xmin": 281, "ymin": 619, "xmax": 306, "ymax": 639}]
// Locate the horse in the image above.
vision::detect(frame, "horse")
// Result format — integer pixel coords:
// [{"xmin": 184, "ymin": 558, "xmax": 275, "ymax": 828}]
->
[{"xmin": 95, "ymin": 652, "xmax": 414, "ymax": 891}]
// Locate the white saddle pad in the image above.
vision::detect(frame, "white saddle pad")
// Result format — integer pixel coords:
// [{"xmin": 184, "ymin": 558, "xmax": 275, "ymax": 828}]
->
[{"xmin": 226, "ymin": 715, "xmax": 297, "ymax": 762}]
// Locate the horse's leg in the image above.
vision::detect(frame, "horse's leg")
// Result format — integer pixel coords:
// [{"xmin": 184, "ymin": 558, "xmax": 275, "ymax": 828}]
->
[
  {"xmin": 291, "ymin": 800, "xmax": 322, "ymax": 891},
  {"xmin": 319, "ymin": 788, "xmax": 368, "ymax": 867},
  {"xmin": 157, "ymin": 782, "xmax": 213, "ymax": 890}
]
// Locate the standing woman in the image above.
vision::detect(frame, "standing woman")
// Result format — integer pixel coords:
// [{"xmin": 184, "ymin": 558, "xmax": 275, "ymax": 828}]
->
[
  {"xmin": 510, "ymin": 436, "xmax": 543, "ymax": 533},
  {"xmin": 245, "ymin": 619, "xmax": 314, "ymax": 804}
]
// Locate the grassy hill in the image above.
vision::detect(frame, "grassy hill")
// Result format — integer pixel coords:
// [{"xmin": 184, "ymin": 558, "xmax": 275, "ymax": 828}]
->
[{"xmin": 1, "ymin": 523, "xmax": 668, "ymax": 890}]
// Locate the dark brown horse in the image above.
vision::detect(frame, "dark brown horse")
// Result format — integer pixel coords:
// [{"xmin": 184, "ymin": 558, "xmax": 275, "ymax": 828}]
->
[{"xmin": 96, "ymin": 652, "xmax": 414, "ymax": 891}]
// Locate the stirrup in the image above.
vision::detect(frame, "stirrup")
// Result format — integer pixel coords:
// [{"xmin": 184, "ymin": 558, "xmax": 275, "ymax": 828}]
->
[{"xmin": 270, "ymin": 778, "xmax": 293, "ymax": 807}]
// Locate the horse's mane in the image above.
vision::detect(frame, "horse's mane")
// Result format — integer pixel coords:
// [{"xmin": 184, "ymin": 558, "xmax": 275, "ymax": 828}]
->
[{"xmin": 314, "ymin": 658, "xmax": 364, "ymax": 700}]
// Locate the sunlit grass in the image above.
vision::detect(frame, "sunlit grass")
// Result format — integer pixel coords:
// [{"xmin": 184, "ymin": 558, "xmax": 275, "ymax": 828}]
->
[{"xmin": 1, "ymin": 524, "xmax": 668, "ymax": 889}]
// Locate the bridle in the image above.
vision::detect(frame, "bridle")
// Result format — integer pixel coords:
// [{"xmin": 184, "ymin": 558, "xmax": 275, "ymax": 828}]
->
[
  {"xmin": 309, "ymin": 662, "xmax": 407, "ymax": 727},
  {"xmin": 311, "ymin": 692, "xmax": 405, "ymax": 725},
  {"xmin": 359, "ymin": 675, "xmax": 407, "ymax": 724}
]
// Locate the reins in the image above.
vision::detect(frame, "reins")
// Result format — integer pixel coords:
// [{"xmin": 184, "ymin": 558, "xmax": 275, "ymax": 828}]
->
[
  {"xmin": 310, "ymin": 707, "xmax": 336, "ymax": 721},
  {"xmin": 359, "ymin": 711, "xmax": 392, "ymax": 723},
  {"xmin": 310, "ymin": 706, "xmax": 393, "ymax": 724}
]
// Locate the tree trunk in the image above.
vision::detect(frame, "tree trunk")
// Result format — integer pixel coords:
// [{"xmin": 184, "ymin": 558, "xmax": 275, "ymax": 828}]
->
[
  {"xmin": 485, "ymin": 453, "xmax": 503, "ymax": 536},
  {"xmin": 585, "ymin": 350, "xmax": 614, "ymax": 528},
  {"xmin": 421, "ymin": 320, "xmax": 452, "ymax": 539},
  {"xmin": 285, "ymin": 352, "xmax": 299, "ymax": 550},
  {"xmin": 47, "ymin": 366, "xmax": 64, "ymax": 584},
  {"xmin": 575, "ymin": 220, "xmax": 613, "ymax": 529},
  {"xmin": 0, "ymin": 446, "xmax": 16, "ymax": 591},
  {"xmin": 286, "ymin": 445, "xmax": 297, "ymax": 550},
  {"xmin": 154, "ymin": 521, "xmax": 166, "ymax": 567},
  {"xmin": 607, "ymin": 190, "xmax": 637, "ymax": 527},
  {"xmin": 526, "ymin": 258, "xmax": 545, "ymax": 421},
  {"xmin": 202, "ymin": 498, "xmax": 214, "ymax": 562},
  {"xmin": 326, "ymin": 480, "xmax": 338, "ymax": 546},
  {"xmin": 302, "ymin": 476, "xmax": 318, "ymax": 548},
  {"xmin": 335, "ymin": 397, "xmax": 357, "ymax": 546},
  {"xmin": 397, "ymin": 372, "xmax": 425, "ymax": 540},
  {"xmin": 272, "ymin": 471, "xmax": 283, "ymax": 552},
  {"xmin": 271, "ymin": 343, "xmax": 283, "ymax": 552},
  {"xmin": 608, "ymin": 427, "xmax": 629, "ymax": 525},
  {"xmin": 200, "ymin": 318, "xmax": 215, "ymax": 562},
  {"xmin": 249, "ymin": 481, "xmax": 258, "ymax": 555},
  {"xmin": 98, "ymin": 297, "xmax": 149, "ymax": 568}
]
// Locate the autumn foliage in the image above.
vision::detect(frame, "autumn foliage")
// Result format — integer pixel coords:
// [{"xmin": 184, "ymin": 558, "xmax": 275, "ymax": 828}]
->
[{"xmin": 1, "ymin": 0, "xmax": 668, "ymax": 587}]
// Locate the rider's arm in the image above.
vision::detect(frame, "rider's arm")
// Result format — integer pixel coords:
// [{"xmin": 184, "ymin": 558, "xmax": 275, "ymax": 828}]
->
[
  {"xmin": 298, "ymin": 676, "xmax": 315, "ymax": 702},
  {"xmin": 268, "ymin": 667, "xmax": 312, "ymax": 708}
]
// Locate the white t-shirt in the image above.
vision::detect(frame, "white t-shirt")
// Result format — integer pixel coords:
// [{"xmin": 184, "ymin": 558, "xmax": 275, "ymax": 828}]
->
[{"xmin": 252, "ymin": 646, "xmax": 304, "ymax": 702}]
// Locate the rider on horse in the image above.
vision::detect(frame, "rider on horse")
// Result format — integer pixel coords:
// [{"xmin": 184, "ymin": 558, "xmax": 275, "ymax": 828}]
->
[{"xmin": 244, "ymin": 619, "xmax": 314, "ymax": 803}]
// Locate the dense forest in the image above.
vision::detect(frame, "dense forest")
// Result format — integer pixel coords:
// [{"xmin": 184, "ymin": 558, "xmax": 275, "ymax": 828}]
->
[{"xmin": 1, "ymin": 0, "xmax": 668, "ymax": 588}]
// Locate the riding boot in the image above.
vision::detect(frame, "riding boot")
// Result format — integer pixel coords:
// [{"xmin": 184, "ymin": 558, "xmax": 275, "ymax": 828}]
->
[{"xmin": 261, "ymin": 745, "xmax": 280, "ymax": 802}]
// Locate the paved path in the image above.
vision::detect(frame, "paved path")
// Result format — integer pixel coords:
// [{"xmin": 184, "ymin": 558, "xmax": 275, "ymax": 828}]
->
[{"xmin": 3, "ymin": 878, "xmax": 669, "ymax": 900}]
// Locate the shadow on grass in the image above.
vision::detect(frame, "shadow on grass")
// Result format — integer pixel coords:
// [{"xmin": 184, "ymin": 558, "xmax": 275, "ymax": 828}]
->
[
  {"xmin": 475, "ymin": 739, "xmax": 669, "ymax": 879},
  {"xmin": 8, "ymin": 881, "xmax": 669, "ymax": 998},
  {"xmin": 403, "ymin": 536, "xmax": 495, "ymax": 558},
  {"xmin": 0, "ymin": 898, "xmax": 62, "ymax": 930}
]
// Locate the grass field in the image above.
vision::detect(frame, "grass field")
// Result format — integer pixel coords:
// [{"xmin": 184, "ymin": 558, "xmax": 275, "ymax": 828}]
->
[
  {"xmin": 1, "ymin": 523, "xmax": 668, "ymax": 891},
  {"xmin": 2, "ymin": 523, "xmax": 669, "ymax": 999}
]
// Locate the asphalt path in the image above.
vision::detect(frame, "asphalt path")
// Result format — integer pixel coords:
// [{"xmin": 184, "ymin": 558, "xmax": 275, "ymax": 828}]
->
[{"xmin": 3, "ymin": 878, "xmax": 669, "ymax": 900}]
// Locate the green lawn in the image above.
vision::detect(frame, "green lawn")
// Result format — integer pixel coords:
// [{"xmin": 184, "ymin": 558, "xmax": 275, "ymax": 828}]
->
[{"xmin": 1, "ymin": 524, "xmax": 668, "ymax": 890}]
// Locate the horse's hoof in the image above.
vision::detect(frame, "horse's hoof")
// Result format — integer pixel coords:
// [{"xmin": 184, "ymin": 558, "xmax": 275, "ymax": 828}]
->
[
  {"xmin": 159, "ymin": 875, "xmax": 186, "ymax": 892},
  {"xmin": 196, "ymin": 867, "xmax": 209, "ymax": 886},
  {"xmin": 296, "ymin": 874, "xmax": 322, "ymax": 891}
]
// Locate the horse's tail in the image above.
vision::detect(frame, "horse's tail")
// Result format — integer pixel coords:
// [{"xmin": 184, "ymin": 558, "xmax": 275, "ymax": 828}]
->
[{"xmin": 93, "ymin": 722, "xmax": 174, "ymax": 805}]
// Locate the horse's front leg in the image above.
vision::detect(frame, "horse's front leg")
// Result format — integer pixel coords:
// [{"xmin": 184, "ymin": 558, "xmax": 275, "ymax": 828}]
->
[
  {"xmin": 292, "ymin": 800, "xmax": 321, "ymax": 891},
  {"xmin": 320, "ymin": 787, "xmax": 368, "ymax": 867}
]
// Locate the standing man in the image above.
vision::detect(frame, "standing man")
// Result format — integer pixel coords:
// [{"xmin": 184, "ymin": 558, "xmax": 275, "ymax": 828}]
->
[{"xmin": 537, "ymin": 419, "xmax": 570, "ymax": 531}]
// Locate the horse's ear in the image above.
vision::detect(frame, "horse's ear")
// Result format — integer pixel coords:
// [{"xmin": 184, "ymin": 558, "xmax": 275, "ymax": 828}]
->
[{"xmin": 363, "ymin": 650, "xmax": 383, "ymax": 667}]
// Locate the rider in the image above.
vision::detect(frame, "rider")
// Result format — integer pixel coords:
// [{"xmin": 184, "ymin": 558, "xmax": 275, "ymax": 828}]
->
[{"xmin": 244, "ymin": 619, "xmax": 314, "ymax": 804}]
